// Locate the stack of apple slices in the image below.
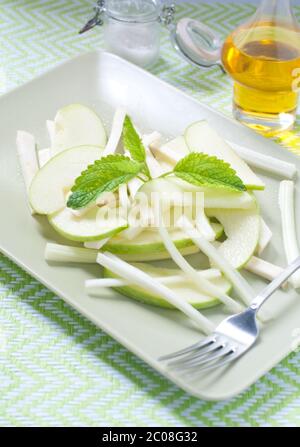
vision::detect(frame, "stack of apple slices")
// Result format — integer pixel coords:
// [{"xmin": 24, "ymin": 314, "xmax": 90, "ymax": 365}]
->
[{"xmin": 16, "ymin": 103, "xmax": 298, "ymax": 332}]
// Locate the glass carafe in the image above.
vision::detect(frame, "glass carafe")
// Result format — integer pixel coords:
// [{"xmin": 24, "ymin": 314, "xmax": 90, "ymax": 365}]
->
[{"xmin": 221, "ymin": 0, "xmax": 300, "ymax": 136}]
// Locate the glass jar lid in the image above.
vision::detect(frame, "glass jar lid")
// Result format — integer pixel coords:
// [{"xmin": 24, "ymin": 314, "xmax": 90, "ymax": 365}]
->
[{"xmin": 106, "ymin": 0, "xmax": 160, "ymax": 23}]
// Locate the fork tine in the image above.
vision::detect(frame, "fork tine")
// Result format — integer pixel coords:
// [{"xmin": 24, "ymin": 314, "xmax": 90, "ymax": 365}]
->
[
  {"xmin": 167, "ymin": 340, "xmax": 223, "ymax": 368},
  {"xmin": 189, "ymin": 349, "xmax": 239, "ymax": 376},
  {"xmin": 159, "ymin": 335, "xmax": 216, "ymax": 362},
  {"xmin": 170, "ymin": 343, "xmax": 229, "ymax": 371},
  {"xmin": 178, "ymin": 346, "xmax": 234, "ymax": 371}
]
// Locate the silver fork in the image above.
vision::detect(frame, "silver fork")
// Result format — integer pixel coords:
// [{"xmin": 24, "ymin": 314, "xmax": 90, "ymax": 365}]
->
[{"xmin": 159, "ymin": 256, "xmax": 300, "ymax": 372}]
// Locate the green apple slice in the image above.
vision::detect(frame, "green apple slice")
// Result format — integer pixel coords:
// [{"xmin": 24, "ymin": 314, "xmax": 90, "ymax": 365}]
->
[
  {"xmin": 49, "ymin": 206, "xmax": 127, "ymax": 242},
  {"xmin": 29, "ymin": 145, "xmax": 102, "ymax": 215},
  {"xmin": 52, "ymin": 104, "xmax": 107, "ymax": 153},
  {"xmin": 138, "ymin": 177, "xmax": 255, "ymax": 212},
  {"xmin": 168, "ymin": 177, "xmax": 255, "ymax": 209},
  {"xmin": 207, "ymin": 202, "xmax": 260, "ymax": 269},
  {"xmin": 103, "ymin": 263, "xmax": 232, "ymax": 309},
  {"xmin": 106, "ymin": 246, "xmax": 200, "ymax": 262},
  {"xmin": 103, "ymin": 223, "xmax": 223, "ymax": 260},
  {"xmin": 184, "ymin": 121, "xmax": 265, "ymax": 190}
]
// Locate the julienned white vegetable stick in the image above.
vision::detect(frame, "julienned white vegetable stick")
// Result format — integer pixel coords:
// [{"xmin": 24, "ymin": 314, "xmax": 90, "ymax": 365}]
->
[
  {"xmin": 178, "ymin": 217, "xmax": 254, "ymax": 307},
  {"xmin": 142, "ymin": 131, "xmax": 161, "ymax": 148},
  {"xmin": 123, "ymin": 204, "xmax": 154, "ymax": 240},
  {"xmin": 150, "ymin": 142, "xmax": 181, "ymax": 166},
  {"xmin": 97, "ymin": 252, "xmax": 215, "ymax": 334},
  {"xmin": 142, "ymin": 131, "xmax": 163, "ymax": 178},
  {"xmin": 228, "ymin": 141, "xmax": 297, "ymax": 180},
  {"xmin": 16, "ymin": 131, "xmax": 39, "ymax": 190},
  {"xmin": 70, "ymin": 192, "xmax": 118, "ymax": 218},
  {"xmin": 128, "ymin": 178, "xmax": 143, "ymax": 199},
  {"xmin": 150, "ymin": 136, "xmax": 188, "ymax": 160},
  {"xmin": 278, "ymin": 180, "xmax": 300, "ymax": 288},
  {"xmin": 158, "ymin": 220, "xmax": 242, "ymax": 313},
  {"xmin": 84, "ymin": 238, "xmax": 109, "ymax": 250},
  {"xmin": 257, "ymin": 218, "xmax": 273, "ymax": 255},
  {"xmin": 85, "ymin": 269, "xmax": 222, "ymax": 289},
  {"xmin": 44, "ymin": 243, "xmax": 215, "ymax": 273},
  {"xmin": 16, "ymin": 131, "xmax": 39, "ymax": 214},
  {"xmin": 86, "ymin": 278, "xmax": 131, "ymax": 288},
  {"xmin": 152, "ymin": 136, "xmax": 297, "ymax": 180},
  {"xmin": 103, "ymin": 108, "xmax": 126, "ymax": 156},
  {"xmin": 143, "ymin": 131, "xmax": 172, "ymax": 177},
  {"xmin": 245, "ymin": 256, "xmax": 287, "ymax": 289},
  {"xmin": 123, "ymin": 148, "xmax": 144, "ymax": 198},
  {"xmin": 118, "ymin": 184, "xmax": 130, "ymax": 209},
  {"xmin": 46, "ymin": 120, "xmax": 55, "ymax": 152},
  {"xmin": 195, "ymin": 208, "xmax": 216, "ymax": 242},
  {"xmin": 38, "ymin": 148, "xmax": 51, "ymax": 167},
  {"xmin": 45, "ymin": 243, "xmax": 97, "ymax": 263},
  {"xmin": 145, "ymin": 151, "xmax": 166, "ymax": 178}
]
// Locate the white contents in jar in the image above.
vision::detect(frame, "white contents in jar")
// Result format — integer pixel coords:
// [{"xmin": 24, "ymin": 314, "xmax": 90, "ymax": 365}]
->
[{"xmin": 104, "ymin": 20, "xmax": 160, "ymax": 67}]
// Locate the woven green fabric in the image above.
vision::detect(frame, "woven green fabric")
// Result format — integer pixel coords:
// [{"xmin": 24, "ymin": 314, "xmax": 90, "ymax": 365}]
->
[{"xmin": 0, "ymin": 1, "xmax": 299, "ymax": 427}]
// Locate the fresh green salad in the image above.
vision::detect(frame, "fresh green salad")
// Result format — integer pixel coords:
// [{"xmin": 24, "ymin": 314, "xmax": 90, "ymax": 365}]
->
[{"xmin": 16, "ymin": 103, "xmax": 299, "ymax": 333}]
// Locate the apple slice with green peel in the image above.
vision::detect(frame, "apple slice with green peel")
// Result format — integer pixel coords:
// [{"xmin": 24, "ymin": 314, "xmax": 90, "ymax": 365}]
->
[
  {"xmin": 52, "ymin": 104, "xmax": 107, "ymax": 153},
  {"xmin": 103, "ymin": 263, "xmax": 232, "ymax": 309},
  {"xmin": 107, "ymin": 245, "xmax": 200, "ymax": 262},
  {"xmin": 162, "ymin": 177, "xmax": 255, "ymax": 209},
  {"xmin": 207, "ymin": 201, "xmax": 260, "ymax": 269},
  {"xmin": 184, "ymin": 121, "xmax": 265, "ymax": 190},
  {"xmin": 138, "ymin": 177, "xmax": 255, "ymax": 213},
  {"xmin": 49, "ymin": 206, "xmax": 127, "ymax": 242},
  {"xmin": 29, "ymin": 145, "xmax": 102, "ymax": 215},
  {"xmin": 103, "ymin": 222, "xmax": 223, "ymax": 259}
]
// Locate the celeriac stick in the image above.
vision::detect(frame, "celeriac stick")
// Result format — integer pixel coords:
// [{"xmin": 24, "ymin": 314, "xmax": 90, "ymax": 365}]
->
[
  {"xmin": 97, "ymin": 252, "xmax": 215, "ymax": 334},
  {"xmin": 16, "ymin": 130, "xmax": 39, "ymax": 214}
]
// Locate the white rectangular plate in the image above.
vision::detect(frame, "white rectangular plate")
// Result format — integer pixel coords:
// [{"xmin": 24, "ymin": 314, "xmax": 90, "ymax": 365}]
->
[{"xmin": 1, "ymin": 51, "xmax": 299, "ymax": 400}]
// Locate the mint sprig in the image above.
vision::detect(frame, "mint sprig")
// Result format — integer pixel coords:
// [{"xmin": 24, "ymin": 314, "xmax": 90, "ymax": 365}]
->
[
  {"xmin": 123, "ymin": 115, "xmax": 151, "ymax": 179},
  {"xmin": 67, "ymin": 155, "xmax": 143, "ymax": 209},
  {"xmin": 67, "ymin": 144, "xmax": 246, "ymax": 210},
  {"xmin": 173, "ymin": 152, "xmax": 246, "ymax": 192}
]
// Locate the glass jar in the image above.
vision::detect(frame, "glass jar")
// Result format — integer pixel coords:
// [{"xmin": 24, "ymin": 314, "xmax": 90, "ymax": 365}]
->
[
  {"xmin": 80, "ymin": 0, "xmax": 175, "ymax": 68},
  {"xmin": 221, "ymin": 0, "xmax": 300, "ymax": 135}
]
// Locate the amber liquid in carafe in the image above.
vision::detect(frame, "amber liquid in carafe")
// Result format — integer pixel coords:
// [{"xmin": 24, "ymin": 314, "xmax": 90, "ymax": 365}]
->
[{"xmin": 222, "ymin": 21, "xmax": 300, "ymax": 134}]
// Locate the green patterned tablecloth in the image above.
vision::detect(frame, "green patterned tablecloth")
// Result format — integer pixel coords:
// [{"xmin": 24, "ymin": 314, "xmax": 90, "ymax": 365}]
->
[{"xmin": 0, "ymin": 0, "xmax": 299, "ymax": 427}]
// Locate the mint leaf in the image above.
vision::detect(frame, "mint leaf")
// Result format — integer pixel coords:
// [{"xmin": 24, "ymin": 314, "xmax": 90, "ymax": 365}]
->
[
  {"xmin": 67, "ymin": 154, "xmax": 143, "ymax": 209},
  {"xmin": 123, "ymin": 115, "xmax": 150, "ymax": 179},
  {"xmin": 173, "ymin": 152, "xmax": 246, "ymax": 192}
]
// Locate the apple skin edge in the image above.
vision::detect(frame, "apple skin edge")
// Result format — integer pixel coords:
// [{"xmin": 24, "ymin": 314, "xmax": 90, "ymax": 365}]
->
[
  {"xmin": 52, "ymin": 103, "xmax": 107, "ymax": 154},
  {"xmin": 29, "ymin": 145, "xmax": 103, "ymax": 215},
  {"xmin": 48, "ymin": 214, "xmax": 128, "ymax": 242},
  {"xmin": 103, "ymin": 268, "xmax": 222, "ymax": 310},
  {"xmin": 103, "ymin": 223, "xmax": 224, "ymax": 259}
]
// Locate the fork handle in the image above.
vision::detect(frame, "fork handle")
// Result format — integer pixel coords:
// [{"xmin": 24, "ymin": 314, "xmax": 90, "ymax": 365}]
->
[{"xmin": 250, "ymin": 256, "xmax": 300, "ymax": 312}]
